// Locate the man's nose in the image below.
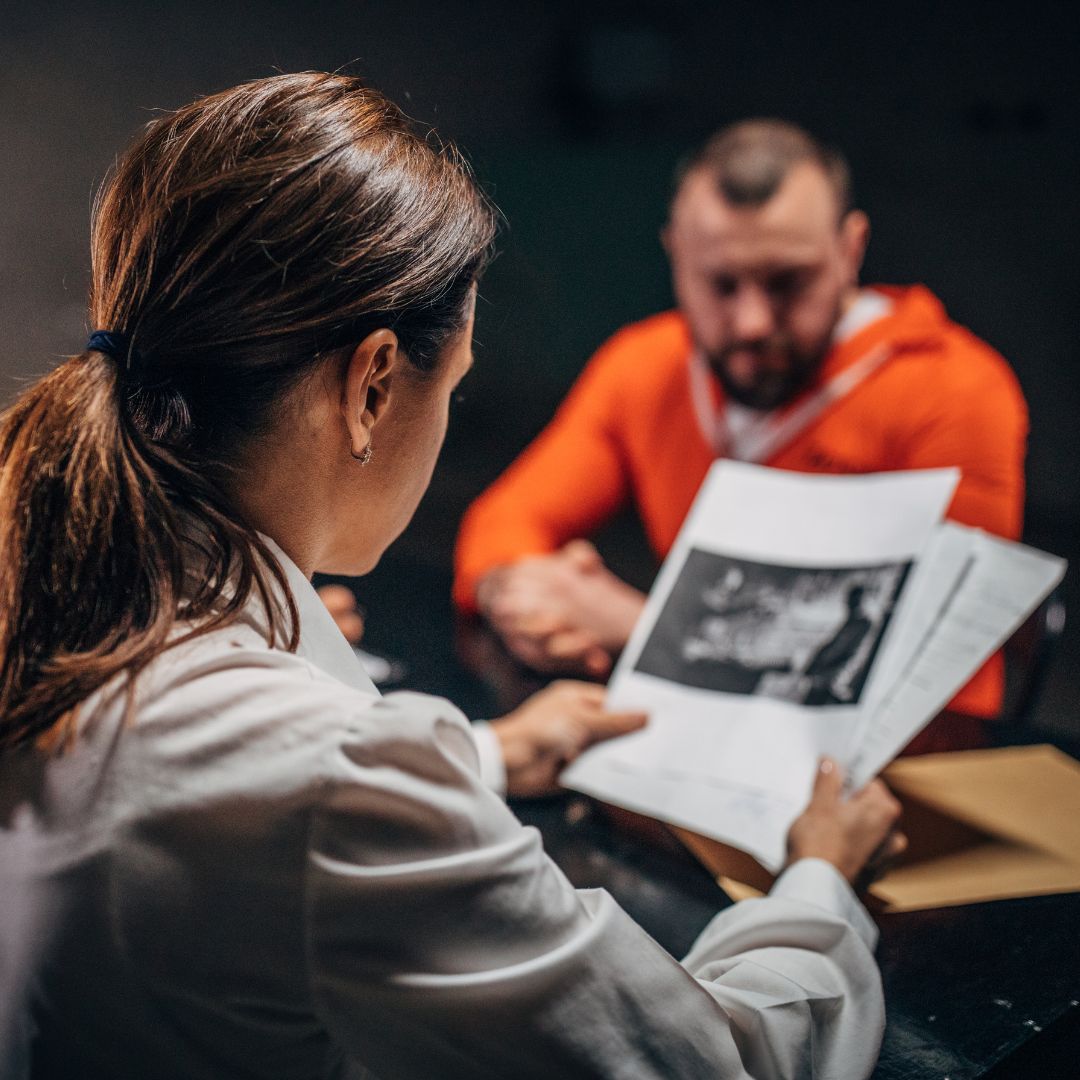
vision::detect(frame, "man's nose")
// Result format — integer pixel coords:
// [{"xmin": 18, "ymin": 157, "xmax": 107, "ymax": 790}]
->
[{"xmin": 730, "ymin": 284, "xmax": 775, "ymax": 342}]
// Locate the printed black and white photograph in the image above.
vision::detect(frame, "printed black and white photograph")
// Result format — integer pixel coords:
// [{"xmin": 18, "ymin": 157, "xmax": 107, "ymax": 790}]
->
[{"xmin": 635, "ymin": 548, "xmax": 912, "ymax": 705}]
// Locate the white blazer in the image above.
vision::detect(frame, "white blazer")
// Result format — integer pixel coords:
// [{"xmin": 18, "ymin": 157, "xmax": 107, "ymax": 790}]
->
[{"xmin": 0, "ymin": 542, "xmax": 883, "ymax": 1079}]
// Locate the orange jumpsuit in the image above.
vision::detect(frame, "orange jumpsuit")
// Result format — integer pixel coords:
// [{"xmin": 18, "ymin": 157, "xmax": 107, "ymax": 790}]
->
[{"xmin": 455, "ymin": 285, "xmax": 1028, "ymax": 719}]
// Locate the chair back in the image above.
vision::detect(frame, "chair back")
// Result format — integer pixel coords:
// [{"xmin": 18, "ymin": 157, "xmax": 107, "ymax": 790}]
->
[{"xmin": 1002, "ymin": 587, "xmax": 1067, "ymax": 727}]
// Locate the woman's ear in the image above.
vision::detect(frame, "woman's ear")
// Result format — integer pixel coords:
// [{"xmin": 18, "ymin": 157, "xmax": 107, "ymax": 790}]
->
[{"xmin": 341, "ymin": 329, "xmax": 401, "ymax": 459}]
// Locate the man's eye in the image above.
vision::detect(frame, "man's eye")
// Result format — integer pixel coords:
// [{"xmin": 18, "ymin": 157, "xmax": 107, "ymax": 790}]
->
[{"xmin": 713, "ymin": 276, "xmax": 737, "ymax": 297}]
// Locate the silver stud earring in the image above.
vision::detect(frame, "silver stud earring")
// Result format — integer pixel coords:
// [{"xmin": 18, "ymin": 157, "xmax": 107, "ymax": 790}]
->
[{"xmin": 351, "ymin": 445, "xmax": 373, "ymax": 465}]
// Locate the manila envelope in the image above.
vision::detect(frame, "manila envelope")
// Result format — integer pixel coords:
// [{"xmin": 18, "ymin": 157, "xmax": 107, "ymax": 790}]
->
[{"xmin": 674, "ymin": 745, "xmax": 1080, "ymax": 913}]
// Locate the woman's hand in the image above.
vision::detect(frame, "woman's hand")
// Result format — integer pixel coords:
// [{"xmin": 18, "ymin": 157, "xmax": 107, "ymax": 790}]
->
[
  {"xmin": 317, "ymin": 585, "xmax": 365, "ymax": 646},
  {"xmin": 491, "ymin": 681, "xmax": 647, "ymax": 798},
  {"xmin": 786, "ymin": 758, "xmax": 906, "ymax": 886}
]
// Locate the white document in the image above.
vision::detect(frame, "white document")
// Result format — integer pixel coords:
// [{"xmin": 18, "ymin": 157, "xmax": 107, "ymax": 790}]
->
[
  {"xmin": 852, "ymin": 523, "xmax": 977, "ymax": 729},
  {"xmin": 562, "ymin": 463, "xmax": 960, "ymax": 869},
  {"xmin": 564, "ymin": 753, "xmax": 802, "ymax": 870},
  {"xmin": 846, "ymin": 526, "xmax": 1066, "ymax": 788},
  {"xmin": 561, "ymin": 464, "xmax": 1066, "ymax": 871}
]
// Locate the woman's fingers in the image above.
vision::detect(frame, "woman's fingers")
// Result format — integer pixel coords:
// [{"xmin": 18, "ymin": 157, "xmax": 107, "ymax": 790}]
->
[
  {"xmin": 853, "ymin": 827, "xmax": 909, "ymax": 890},
  {"xmin": 335, "ymin": 612, "xmax": 365, "ymax": 645},
  {"xmin": 851, "ymin": 779, "xmax": 903, "ymax": 831},
  {"xmin": 809, "ymin": 756, "xmax": 845, "ymax": 806},
  {"xmin": 494, "ymin": 681, "xmax": 647, "ymax": 797},
  {"xmin": 576, "ymin": 708, "xmax": 648, "ymax": 745},
  {"xmin": 540, "ymin": 682, "xmax": 645, "ymax": 745},
  {"xmin": 545, "ymin": 680, "xmax": 606, "ymax": 708},
  {"xmin": 316, "ymin": 585, "xmax": 365, "ymax": 645},
  {"xmin": 317, "ymin": 584, "xmax": 356, "ymax": 614},
  {"xmin": 882, "ymin": 830, "xmax": 908, "ymax": 860},
  {"xmin": 788, "ymin": 765, "xmax": 904, "ymax": 884}
]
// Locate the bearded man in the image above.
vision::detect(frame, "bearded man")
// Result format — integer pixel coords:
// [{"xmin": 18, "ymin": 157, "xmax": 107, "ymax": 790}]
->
[{"xmin": 454, "ymin": 120, "xmax": 1027, "ymax": 741}]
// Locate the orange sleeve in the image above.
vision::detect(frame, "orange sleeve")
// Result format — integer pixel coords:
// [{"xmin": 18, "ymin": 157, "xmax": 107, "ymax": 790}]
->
[
  {"xmin": 453, "ymin": 337, "xmax": 635, "ymax": 613},
  {"xmin": 897, "ymin": 342, "xmax": 1028, "ymax": 541}
]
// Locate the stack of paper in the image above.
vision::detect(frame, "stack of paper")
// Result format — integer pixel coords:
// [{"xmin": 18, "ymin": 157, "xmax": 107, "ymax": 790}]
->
[{"xmin": 561, "ymin": 462, "xmax": 1066, "ymax": 873}]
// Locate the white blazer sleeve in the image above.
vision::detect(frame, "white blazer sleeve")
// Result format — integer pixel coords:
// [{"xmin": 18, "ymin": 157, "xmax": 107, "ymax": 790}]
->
[{"xmin": 305, "ymin": 691, "xmax": 883, "ymax": 1080}]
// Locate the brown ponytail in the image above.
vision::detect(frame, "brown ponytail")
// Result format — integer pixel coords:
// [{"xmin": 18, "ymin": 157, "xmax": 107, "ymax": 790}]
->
[{"xmin": 0, "ymin": 72, "xmax": 496, "ymax": 751}]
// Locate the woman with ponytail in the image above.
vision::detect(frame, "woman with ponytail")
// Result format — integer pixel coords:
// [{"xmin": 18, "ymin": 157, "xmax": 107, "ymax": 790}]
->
[{"xmin": 0, "ymin": 73, "xmax": 900, "ymax": 1079}]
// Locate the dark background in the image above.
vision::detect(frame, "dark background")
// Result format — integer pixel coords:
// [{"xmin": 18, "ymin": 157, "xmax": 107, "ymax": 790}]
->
[{"xmin": 2, "ymin": 0, "xmax": 1077, "ymax": 735}]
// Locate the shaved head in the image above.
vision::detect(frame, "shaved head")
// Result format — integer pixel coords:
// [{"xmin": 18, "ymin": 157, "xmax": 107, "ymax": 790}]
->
[{"xmin": 676, "ymin": 119, "xmax": 853, "ymax": 223}]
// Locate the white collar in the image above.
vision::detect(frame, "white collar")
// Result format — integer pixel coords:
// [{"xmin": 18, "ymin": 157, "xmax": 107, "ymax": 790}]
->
[
  {"xmin": 256, "ymin": 536, "xmax": 379, "ymax": 697},
  {"xmin": 832, "ymin": 287, "xmax": 892, "ymax": 344}
]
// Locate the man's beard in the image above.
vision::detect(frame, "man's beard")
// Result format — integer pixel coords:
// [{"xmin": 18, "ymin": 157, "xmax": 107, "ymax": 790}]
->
[{"xmin": 707, "ymin": 335, "xmax": 832, "ymax": 412}]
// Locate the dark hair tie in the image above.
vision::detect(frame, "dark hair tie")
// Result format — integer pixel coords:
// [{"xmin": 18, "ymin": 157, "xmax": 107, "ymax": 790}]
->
[{"xmin": 86, "ymin": 330, "xmax": 145, "ymax": 379}]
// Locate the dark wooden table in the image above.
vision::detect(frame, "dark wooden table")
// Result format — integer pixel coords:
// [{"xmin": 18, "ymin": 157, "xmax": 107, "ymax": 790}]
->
[{"xmin": 333, "ymin": 555, "xmax": 1080, "ymax": 1079}]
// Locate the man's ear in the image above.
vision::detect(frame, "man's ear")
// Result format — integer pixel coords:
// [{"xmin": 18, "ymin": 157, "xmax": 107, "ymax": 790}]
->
[
  {"xmin": 840, "ymin": 210, "xmax": 871, "ymax": 280},
  {"xmin": 659, "ymin": 221, "xmax": 674, "ymax": 257},
  {"xmin": 341, "ymin": 328, "xmax": 401, "ymax": 459}
]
